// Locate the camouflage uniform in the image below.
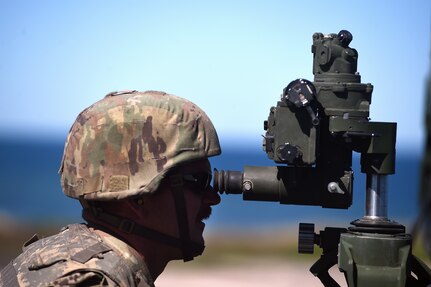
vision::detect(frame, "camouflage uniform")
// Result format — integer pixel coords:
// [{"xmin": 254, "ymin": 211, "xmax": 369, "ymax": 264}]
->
[
  {"xmin": 0, "ymin": 90, "xmax": 221, "ymax": 286},
  {"xmin": 0, "ymin": 224, "xmax": 154, "ymax": 287}
]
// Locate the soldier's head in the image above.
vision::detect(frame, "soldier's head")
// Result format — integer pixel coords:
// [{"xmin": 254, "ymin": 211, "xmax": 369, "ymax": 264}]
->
[{"xmin": 59, "ymin": 90, "xmax": 221, "ymax": 261}]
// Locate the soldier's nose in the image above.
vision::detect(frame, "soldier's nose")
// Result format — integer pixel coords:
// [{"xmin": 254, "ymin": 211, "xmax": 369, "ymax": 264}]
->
[{"xmin": 204, "ymin": 186, "xmax": 221, "ymax": 206}]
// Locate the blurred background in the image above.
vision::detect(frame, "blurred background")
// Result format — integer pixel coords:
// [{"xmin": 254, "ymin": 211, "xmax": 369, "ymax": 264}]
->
[{"xmin": 1, "ymin": 1, "xmax": 430, "ymax": 286}]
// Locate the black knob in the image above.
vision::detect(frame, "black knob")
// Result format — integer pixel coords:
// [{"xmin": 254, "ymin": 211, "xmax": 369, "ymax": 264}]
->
[
  {"xmin": 277, "ymin": 144, "xmax": 300, "ymax": 163},
  {"xmin": 283, "ymin": 79, "xmax": 316, "ymax": 108},
  {"xmin": 298, "ymin": 223, "xmax": 316, "ymax": 254},
  {"xmin": 337, "ymin": 30, "xmax": 353, "ymax": 47}
]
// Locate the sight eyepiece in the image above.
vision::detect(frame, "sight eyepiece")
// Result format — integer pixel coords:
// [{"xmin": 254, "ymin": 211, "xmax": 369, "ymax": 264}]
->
[{"xmin": 213, "ymin": 169, "xmax": 243, "ymax": 194}]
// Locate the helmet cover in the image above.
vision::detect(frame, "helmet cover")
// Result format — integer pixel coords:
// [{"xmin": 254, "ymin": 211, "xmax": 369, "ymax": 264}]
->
[{"xmin": 59, "ymin": 90, "xmax": 221, "ymax": 200}]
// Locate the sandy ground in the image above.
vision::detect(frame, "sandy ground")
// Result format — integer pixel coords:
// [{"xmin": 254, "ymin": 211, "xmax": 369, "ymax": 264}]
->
[{"xmin": 156, "ymin": 260, "xmax": 347, "ymax": 287}]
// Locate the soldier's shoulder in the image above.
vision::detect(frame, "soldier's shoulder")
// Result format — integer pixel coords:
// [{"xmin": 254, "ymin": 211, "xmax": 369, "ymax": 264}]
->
[
  {"xmin": 19, "ymin": 224, "xmax": 110, "ymax": 265},
  {"xmin": 1, "ymin": 223, "xmax": 152, "ymax": 287},
  {"xmin": 1, "ymin": 224, "xmax": 117, "ymax": 286},
  {"xmin": 41, "ymin": 270, "xmax": 115, "ymax": 286}
]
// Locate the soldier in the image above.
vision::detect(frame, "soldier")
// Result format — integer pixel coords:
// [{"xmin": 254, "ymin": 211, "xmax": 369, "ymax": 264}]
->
[{"xmin": 0, "ymin": 90, "xmax": 222, "ymax": 286}]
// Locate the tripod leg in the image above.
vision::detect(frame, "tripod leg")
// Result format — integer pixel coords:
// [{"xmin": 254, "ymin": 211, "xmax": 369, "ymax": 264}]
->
[
  {"xmin": 408, "ymin": 255, "xmax": 431, "ymax": 286},
  {"xmin": 310, "ymin": 253, "xmax": 341, "ymax": 287}
]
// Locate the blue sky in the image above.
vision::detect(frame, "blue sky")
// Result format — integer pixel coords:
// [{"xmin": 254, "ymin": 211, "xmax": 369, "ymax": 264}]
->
[{"xmin": 1, "ymin": 1, "xmax": 430, "ymax": 153}]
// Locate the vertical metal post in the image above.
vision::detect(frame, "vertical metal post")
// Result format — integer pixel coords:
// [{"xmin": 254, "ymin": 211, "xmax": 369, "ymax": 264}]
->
[{"xmin": 365, "ymin": 174, "xmax": 388, "ymax": 220}]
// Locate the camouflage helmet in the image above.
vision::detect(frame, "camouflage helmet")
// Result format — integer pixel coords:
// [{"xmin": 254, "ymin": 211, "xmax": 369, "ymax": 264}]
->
[{"xmin": 59, "ymin": 90, "xmax": 221, "ymax": 201}]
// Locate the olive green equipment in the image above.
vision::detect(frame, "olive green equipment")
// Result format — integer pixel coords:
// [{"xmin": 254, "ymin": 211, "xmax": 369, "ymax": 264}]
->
[
  {"xmin": 213, "ymin": 30, "xmax": 431, "ymax": 286},
  {"xmin": 417, "ymin": 45, "xmax": 431, "ymax": 257}
]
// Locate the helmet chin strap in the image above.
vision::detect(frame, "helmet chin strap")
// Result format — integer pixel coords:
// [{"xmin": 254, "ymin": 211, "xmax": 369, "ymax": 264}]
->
[
  {"xmin": 80, "ymin": 177, "xmax": 204, "ymax": 262},
  {"xmin": 169, "ymin": 174, "xmax": 202, "ymax": 261}
]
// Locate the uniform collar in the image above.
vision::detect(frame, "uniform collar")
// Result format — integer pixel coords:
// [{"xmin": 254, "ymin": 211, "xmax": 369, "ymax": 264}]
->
[{"xmin": 91, "ymin": 226, "xmax": 155, "ymax": 287}]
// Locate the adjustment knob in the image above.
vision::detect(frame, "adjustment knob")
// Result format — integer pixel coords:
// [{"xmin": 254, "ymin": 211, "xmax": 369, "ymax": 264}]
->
[
  {"xmin": 282, "ymin": 79, "xmax": 320, "ymax": 126},
  {"xmin": 283, "ymin": 79, "xmax": 316, "ymax": 108},
  {"xmin": 277, "ymin": 143, "xmax": 301, "ymax": 163},
  {"xmin": 298, "ymin": 223, "xmax": 316, "ymax": 254},
  {"xmin": 337, "ymin": 30, "xmax": 353, "ymax": 47}
]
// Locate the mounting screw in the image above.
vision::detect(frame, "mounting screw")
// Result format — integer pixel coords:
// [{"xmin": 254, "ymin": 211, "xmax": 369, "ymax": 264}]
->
[{"xmin": 243, "ymin": 181, "xmax": 253, "ymax": 191}]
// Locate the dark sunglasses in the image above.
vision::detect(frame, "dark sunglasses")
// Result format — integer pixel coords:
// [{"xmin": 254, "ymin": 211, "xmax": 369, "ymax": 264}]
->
[{"xmin": 179, "ymin": 172, "xmax": 212, "ymax": 192}]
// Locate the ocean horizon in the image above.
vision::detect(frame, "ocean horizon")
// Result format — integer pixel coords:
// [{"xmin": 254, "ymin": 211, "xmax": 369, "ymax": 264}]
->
[{"xmin": 0, "ymin": 136, "xmax": 423, "ymax": 233}]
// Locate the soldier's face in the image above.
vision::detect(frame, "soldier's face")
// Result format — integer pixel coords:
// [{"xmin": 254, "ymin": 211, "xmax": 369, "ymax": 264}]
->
[
  {"xmin": 179, "ymin": 159, "xmax": 221, "ymax": 246},
  {"xmin": 138, "ymin": 159, "xmax": 220, "ymax": 256}
]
